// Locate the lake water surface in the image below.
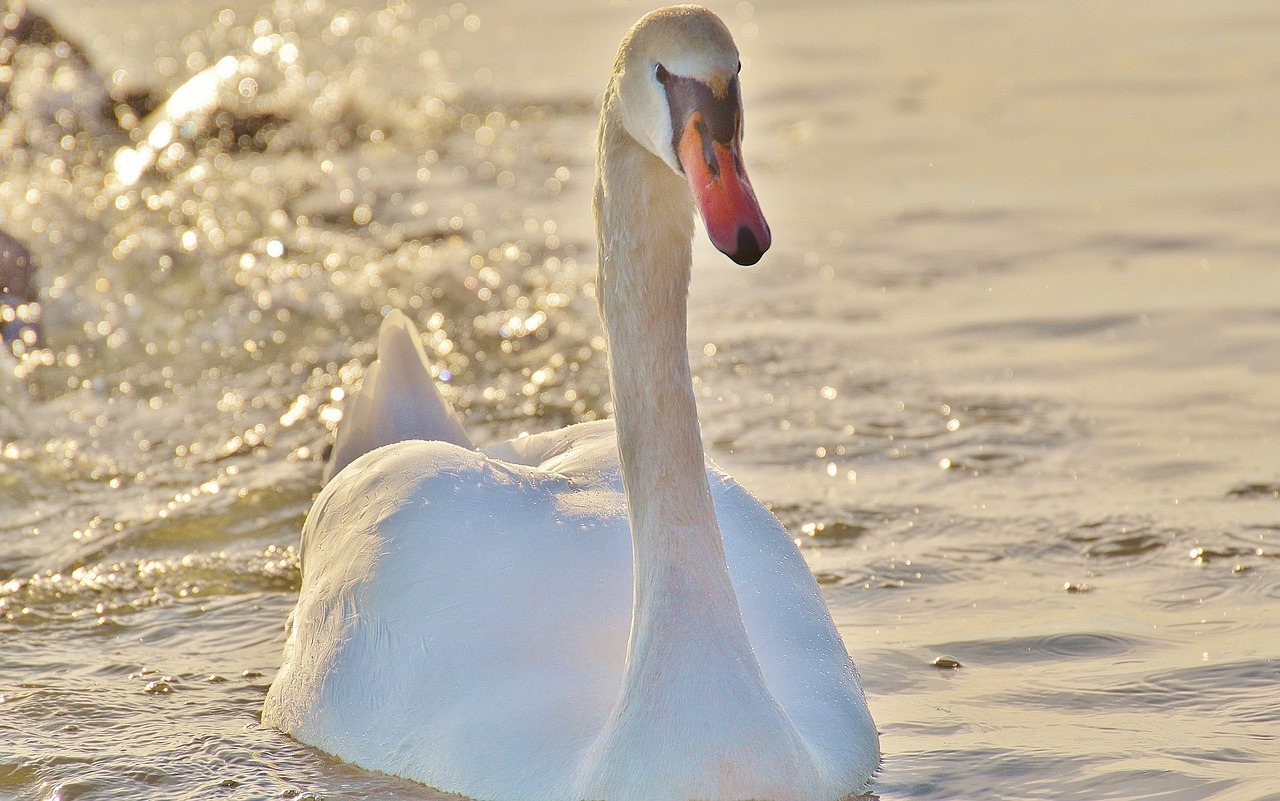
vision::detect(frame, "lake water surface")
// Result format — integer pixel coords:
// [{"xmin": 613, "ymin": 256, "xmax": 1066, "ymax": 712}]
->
[{"xmin": 3, "ymin": 0, "xmax": 1279, "ymax": 799}]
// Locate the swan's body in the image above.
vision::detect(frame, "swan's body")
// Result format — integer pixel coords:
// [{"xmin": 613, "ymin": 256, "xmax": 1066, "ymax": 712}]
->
[{"xmin": 263, "ymin": 7, "xmax": 878, "ymax": 800}]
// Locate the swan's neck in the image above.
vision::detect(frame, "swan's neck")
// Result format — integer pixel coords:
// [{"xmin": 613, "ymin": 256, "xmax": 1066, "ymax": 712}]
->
[
  {"xmin": 577, "ymin": 81, "xmax": 821, "ymax": 798},
  {"xmin": 593, "ymin": 85, "xmax": 772, "ymax": 730}
]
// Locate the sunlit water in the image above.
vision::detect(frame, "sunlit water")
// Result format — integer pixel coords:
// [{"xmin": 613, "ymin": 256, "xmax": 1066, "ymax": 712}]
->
[{"xmin": 2, "ymin": 0, "xmax": 1278, "ymax": 799}]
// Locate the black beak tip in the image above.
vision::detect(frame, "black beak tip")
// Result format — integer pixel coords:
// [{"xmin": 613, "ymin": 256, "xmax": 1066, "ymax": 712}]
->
[{"xmin": 728, "ymin": 227, "xmax": 766, "ymax": 266}]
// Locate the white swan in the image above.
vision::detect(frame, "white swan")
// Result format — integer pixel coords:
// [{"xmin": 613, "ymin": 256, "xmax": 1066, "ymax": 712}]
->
[{"xmin": 262, "ymin": 7, "xmax": 879, "ymax": 800}]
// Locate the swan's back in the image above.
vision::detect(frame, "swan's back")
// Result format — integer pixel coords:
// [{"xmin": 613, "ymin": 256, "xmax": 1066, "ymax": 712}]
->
[{"xmin": 266, "ymin": 434, "xmax": 635, "ymax": 799}]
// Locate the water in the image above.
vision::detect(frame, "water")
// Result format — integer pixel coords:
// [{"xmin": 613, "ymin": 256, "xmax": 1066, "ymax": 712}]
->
[{"xmin": 2, "ymin": 0, "xmax": 1278, "ymax": 798}]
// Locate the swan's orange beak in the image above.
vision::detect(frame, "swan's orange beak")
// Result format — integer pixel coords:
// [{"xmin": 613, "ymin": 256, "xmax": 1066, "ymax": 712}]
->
[{"xmin": 677, "ymin": 113, "xmax": 771, "ymax": 266}]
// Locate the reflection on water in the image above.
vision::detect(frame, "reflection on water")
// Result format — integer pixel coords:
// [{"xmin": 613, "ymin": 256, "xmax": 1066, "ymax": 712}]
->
[{"xmin": 2, "ymin": 0, "xmax": 1280, "ymax": 799}]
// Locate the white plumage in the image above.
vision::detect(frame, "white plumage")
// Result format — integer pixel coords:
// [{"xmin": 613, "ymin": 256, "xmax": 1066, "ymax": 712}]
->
[{"xmin": 263, "ymin": 7, "xmax": 878, "ymax": 800}]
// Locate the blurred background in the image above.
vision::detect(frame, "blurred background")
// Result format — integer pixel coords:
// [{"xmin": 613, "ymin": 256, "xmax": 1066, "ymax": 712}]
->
[{"xmin": 2, "ymin": 1, "xmax": 1278, "ymax": 799}]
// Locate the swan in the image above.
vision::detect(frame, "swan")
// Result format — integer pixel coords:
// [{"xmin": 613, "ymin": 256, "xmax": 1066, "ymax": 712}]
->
[{"xmin": 262, "ymin": 6, "xmax": 879, "ymax": 800}]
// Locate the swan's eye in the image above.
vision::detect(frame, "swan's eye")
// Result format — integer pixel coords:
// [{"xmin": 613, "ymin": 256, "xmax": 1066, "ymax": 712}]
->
[
  {"xmin": 655, "ymin": 63, "xmax": 669, "ymax": 85},
  {"xmin": 736, "ymin": 60, "xmax": 742, "ymax": 74}
]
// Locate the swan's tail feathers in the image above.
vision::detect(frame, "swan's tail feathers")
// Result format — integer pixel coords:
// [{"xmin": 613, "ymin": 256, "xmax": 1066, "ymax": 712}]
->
[{"xmin": 323, "ymin": 309, "xmax": 474, "ymax": 483}]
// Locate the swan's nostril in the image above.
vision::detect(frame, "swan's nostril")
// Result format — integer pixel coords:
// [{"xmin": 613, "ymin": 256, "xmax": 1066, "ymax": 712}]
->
[{"xmin": 730, "ymin": 227, "xmax": 764, "ymax": 266}]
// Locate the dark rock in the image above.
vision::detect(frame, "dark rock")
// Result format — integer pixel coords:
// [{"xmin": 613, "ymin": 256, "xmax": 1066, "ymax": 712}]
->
[{"xmin": 0, "ymin": 228, "xmax": 40, "ymax": 349}]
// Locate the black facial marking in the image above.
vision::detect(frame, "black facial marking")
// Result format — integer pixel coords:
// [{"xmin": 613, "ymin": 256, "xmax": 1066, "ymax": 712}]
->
[{"xmin": 662, "ymin": 72, "xmax": 742, "ymax": 171}]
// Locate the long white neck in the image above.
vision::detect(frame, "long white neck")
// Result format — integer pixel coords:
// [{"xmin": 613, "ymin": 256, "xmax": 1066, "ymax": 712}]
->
[
  {"xmin": 581, "ymin": 81, "xmax": 815, "ymax": 798},
  {"xmin": 595, "ymin": 77, "xmax": 758, "ymax": 693}
]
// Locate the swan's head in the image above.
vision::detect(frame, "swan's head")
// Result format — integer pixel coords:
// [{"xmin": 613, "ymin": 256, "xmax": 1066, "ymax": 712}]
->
[{"xmin": 613, "ymin": 5, "xmax": 771, "ymax": 266}]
